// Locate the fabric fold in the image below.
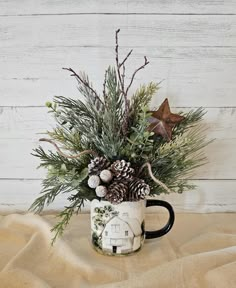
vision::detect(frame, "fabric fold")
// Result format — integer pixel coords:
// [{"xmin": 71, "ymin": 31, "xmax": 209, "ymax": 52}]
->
[{"xmin": 0, "ymin": 213, "xmax": 236, "ymax": 287}]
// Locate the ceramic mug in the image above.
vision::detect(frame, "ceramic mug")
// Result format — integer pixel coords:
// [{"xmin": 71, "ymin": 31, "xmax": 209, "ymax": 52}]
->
[{"xmin": 91, "ymin": 199, "xmax": 175, "ymax": 256}]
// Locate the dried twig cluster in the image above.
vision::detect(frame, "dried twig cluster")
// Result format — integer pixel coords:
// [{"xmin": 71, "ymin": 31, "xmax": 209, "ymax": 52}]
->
[{"xmin": 114, "ymin": 29, "xmax": 149, "ymax": 135}]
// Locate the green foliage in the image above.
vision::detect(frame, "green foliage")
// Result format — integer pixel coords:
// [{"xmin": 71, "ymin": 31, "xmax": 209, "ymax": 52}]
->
[
  {"xmin": 173, "ymin": 107, "xmax": 206, "ymax": 138},
  {"xmin": 49, "ymin": 67, "xmax": 125, "ymax": 159},
  {"xmin": 52, "ymin": 95, "xmax": 102, "ymax": 150},
  {"xmin": 130, "ymin": 82, "xmax": 159, "ymax": 125},
  {"xmin": 30, "ymin": 147, "xmax": 93, "ymax": 215},
  {"xmin": 147, "ymin": 125, "xmax": 211, "ymax": 194},
  {"xmin": 121, "ymin": 106, "xmax": 154, "ymax": 165},
  {"xmin": 76, "ymin": 71, "xmax": 103, "ymax": 111},
  {"xmin": 47, "ymin": 127, "xmax": 83, "ymax": 153},
  {"xmin": 51, "ymin": 195, "xmax": 85, "ymax": 245},
  {"xmin": 94, "ymin": 66, "xmax": 124, "ymax": 158},
  {"xmin": 31, "ymin": 57, "xmax": 211, "ymax": 242}
]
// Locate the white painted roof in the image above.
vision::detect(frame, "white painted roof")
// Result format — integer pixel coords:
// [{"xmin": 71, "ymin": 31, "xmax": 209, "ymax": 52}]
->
[{"xmin": 122, "ymin": 218, "xmax": 142, "ymax": 236}]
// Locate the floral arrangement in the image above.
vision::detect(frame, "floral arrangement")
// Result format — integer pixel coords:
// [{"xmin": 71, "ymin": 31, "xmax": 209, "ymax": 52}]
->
[{"xmin": 30, "ymin": 30, "xmax": 210, "ymax": 242}]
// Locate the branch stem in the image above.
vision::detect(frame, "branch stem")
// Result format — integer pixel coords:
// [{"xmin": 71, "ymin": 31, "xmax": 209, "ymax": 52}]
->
[
  {"xmin": 119, "ymin": 49, "xmax": 133, "ymax": 68},
  {"xmin": 62, "ymin": 67, "xmax": 103, "ymax": 106},
  {"xmin": 115, "ymin": 29, "xmax": 149, "ymax": 135},
  {"xmin": 125, "ymin": 56, "xmax": 149, "ymax": 95},
  {"xmin": 39, "ymin": 138, "xmax": 98, "ymax": 159},
  {"xmin": 138, "ymin": 162, "xmax": 172, "ymax": 193},
  {"xmin": 115, "ymin": 29, "xmax": 124, "ymax": 93}
]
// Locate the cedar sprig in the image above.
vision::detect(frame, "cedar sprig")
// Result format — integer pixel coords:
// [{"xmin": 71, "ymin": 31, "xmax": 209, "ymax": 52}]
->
[
  {"xmin": 62, "ymin": 67, "xmax": 103, "ymax": 110},
  {"xmin": 51, "ymin": 196, "xmax": 85, "ymax": 245},
  {"xmin": 29, "ymin": 179, "xmax": 64, "ymax": 213},
  {"xmin": 148, "ymin": 125, "xmax": 211, "ymax": 194},
  {"xmin": 47, "ymin": 127, "xmax": 83, "ymax": 153},
  {"xmin": 130, "ymin": 82, "xmax": 160, "ymax": 125},
  {"xmin": 173, "ymin": 107, "xmax": 206, "ymax": 137}
]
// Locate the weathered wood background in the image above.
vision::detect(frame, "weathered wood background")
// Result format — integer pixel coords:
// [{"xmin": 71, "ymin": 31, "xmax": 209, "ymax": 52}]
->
[{"xmin": 0, "ymin": 0, "xmax": 236, "ymax": 213}]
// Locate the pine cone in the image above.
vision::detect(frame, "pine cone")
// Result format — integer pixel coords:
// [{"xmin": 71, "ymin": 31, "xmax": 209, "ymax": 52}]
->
[
  {"xmin": 110, "ymin": 160, "xmax": 134, "ymax": 181},
  {"xmin": 128, "ymin": 178, "xmax": 150, "ymax": 201},
  {"xmin": 88, "ymin": 157, "xmax": 110, "ymax": 175},
  {"xmin": 105, "ymin": 182, "xmax": 128, "ymax": 204}
]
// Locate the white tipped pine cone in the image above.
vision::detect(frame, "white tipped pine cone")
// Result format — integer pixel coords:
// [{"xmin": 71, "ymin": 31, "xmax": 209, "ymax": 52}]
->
[
  {"xmin": 128, "ymin": 178, "xmax": 150, "ymax": 201},
  {"xmin": 88, "ymin": 157, "xmax": 110, "ymax": 176},
  {"xmin": 88, "ymin": 175, "xmax": 100, "ymax": 189},
  {"xmin": 110, "ymin": 160, "xmax": 134, "ymax": 181},
  {"xmin": 105, "ymin": 182, "xmax": 128, "ymax": 204}
]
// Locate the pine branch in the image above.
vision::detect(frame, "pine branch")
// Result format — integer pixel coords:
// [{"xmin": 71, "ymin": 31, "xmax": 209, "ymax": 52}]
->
[
  {"xmin": 54, "ymin": 95, "xmax": 97, "ymax": 126},
  {"xmin": 54, "ymin": 67, "xmax": 125, "ymax": 159},
  {"xmin": 51, "ymin": 196, "xmax": 85, "ymax": 244},
  {"xmin": 47, "ymin": 126, "xmax": 83, "ymax": 153},
  {"xmin": 29, "ymin": 178, "xmax": 65, "ymax": 213},
  {"xmin": 29, "ymin": 152, "xmax": 91, "ymax": 214},
  {"xmin": 52, "ymin": 74, "xmax": 125, "ymax": 159},
  {"xmin": 121, "ymin": 106, "xmax": 154, "ymax": 164},
  {"xmin": 130, "ymin": 82, "xmax": 160, "ymax": 124},
  {"xmin": 62, "ymin": 67, "xmax": 103, "ymax": 108},
  {"xmin": 32, "ymin": 146, "xmax": 83, "ymax": 169},
  {"xmin": 97, "ymin": 66, "xmax": 125, "ymax": 158},
  {"xmin": 147, "ymin": 125, "xmax": 211, "ymax": 194},
  {"xmin": 39, "ymin": 138, "xmax": 98, "ymax": 159},
  {"xmin": 53, "ymin": 96, "xmax": 102, "ymax": 150},
  {"xmin": 173, "ymin": 107, "xmax": 206, "ymax": 137}
]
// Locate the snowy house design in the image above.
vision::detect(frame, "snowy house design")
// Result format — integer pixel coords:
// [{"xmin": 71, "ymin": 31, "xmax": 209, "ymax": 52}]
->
[{"xmin": 101, "ymin": 213, "xmax": 142, "ymax": 254}]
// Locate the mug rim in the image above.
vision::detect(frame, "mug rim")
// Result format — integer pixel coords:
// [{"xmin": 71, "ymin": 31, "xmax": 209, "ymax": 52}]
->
[{"xmin": 91, "ymin": 198, "xmax": 146, "ymax": 205}]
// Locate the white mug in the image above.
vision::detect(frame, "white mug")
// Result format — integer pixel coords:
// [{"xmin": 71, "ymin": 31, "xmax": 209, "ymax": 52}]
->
[{"xmin": 90, "ymin": 199, "xmax": 175, "ymax": 256}]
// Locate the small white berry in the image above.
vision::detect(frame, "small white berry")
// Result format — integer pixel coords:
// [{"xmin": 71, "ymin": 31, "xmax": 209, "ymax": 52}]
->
[
  {"xmin": 95, "ymin": 185, "xmax": 108, "ymax": 198},
  {"xmin": 88, "ymin": 175, "xmax": 100, "ymax": 189},
  {"xmin": 100, "ymin": 169, "xmax": 113, "ymax": 183}
]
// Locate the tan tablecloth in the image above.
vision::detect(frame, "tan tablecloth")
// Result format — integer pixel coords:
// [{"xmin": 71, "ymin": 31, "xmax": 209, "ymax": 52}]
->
[{"xmin": 0, "ymin": 212, "xmax": 236, "ymax": 287}]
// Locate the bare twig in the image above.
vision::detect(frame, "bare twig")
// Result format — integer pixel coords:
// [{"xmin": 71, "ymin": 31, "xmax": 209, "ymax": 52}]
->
[
  {"xmin": 115, "ymin": 29, "xmax": 149, "ymax": 135},
  {"xmin": 119, "ymin": 49, "xmax": 133, "ymax": 68},
  {"xmin": 115, "ymin": 29, "xmax": 124, "ymax": 93},
  {"xmin": 121, "ymin": 64, "xmax": 126, "ymax": 90},
  {"xmin": 138, "ymin": 162, "xmax": 172, "ymax": 193},
  {"xmin": 103, "ymin": 69, "xmax": 108, "ymax": 102},
  {"xmin": 62, "ymin": 67, "xmax": 103, "ymax": 106},
  {"xmin": 125, "ymin": 56, "xmax": 149, "ymax": 96},
  {"xmin": 39, "ymin": 138, "xmax": 98, "ymax": 159},
  {"xmin": 115, "ymin": 29, "xmax": 130, "ymax": 135}
]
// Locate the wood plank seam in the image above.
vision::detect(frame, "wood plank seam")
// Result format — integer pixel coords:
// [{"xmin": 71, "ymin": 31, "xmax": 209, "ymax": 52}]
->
[{"xmin": 1, "ymin": 13, "xmax": 236, "ymax": 17}]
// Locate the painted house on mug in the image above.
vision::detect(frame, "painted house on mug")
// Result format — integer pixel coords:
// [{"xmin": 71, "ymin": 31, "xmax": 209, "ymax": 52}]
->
[{"xmin": 101, "ymin": 213, "xmax": 142, "ymax": 254}]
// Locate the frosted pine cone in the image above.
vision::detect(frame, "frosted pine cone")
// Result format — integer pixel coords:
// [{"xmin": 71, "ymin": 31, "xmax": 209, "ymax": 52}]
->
[
  {"xmin": 105, "ymin": 182, "xmax": 128, "ymax": 204},
  {"xmin": 128, "ymin": 178, "xmax": 150, "ymax": 201},
  {"xmin": 110, "ymin": 160, "xmax": 134, "ymax": 181},
  {"xmin": 88, "ymin": 157, "xmax": 110, "ymax": 176}
]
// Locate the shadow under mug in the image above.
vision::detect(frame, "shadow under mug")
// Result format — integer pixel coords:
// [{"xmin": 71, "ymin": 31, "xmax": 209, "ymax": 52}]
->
[{"xmin": 90, "ymin": 199, "xmax": 175, "ymax": 256}]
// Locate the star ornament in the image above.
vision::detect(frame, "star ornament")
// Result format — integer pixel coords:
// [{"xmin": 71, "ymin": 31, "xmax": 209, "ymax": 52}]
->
[{"xmin": 148, "ymin": 98, "xmax": 185, "ymax": 141}]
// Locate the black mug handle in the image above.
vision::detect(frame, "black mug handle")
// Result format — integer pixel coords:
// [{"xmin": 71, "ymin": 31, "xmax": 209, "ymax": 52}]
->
[{"xmin": 145, "ymin": 199, "xmax": 175, "ymax": 239}]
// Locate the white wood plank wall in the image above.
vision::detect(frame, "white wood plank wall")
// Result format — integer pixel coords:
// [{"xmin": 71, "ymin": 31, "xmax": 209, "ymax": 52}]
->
[{"xmin": 0, "ymin": 0, "xmax": 236, "ymax": 213}]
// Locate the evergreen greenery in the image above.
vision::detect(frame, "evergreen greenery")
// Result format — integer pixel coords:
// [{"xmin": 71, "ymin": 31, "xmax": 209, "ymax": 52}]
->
[{"xmin": 30, "ymin": 31, "xmax": 211, "ymax": 242}]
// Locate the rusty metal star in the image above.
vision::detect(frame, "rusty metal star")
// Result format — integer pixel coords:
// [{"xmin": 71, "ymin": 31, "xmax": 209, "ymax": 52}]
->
[{"xmin": 148, "ymin": 98, "xmax": 185, "ymax": 141}]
